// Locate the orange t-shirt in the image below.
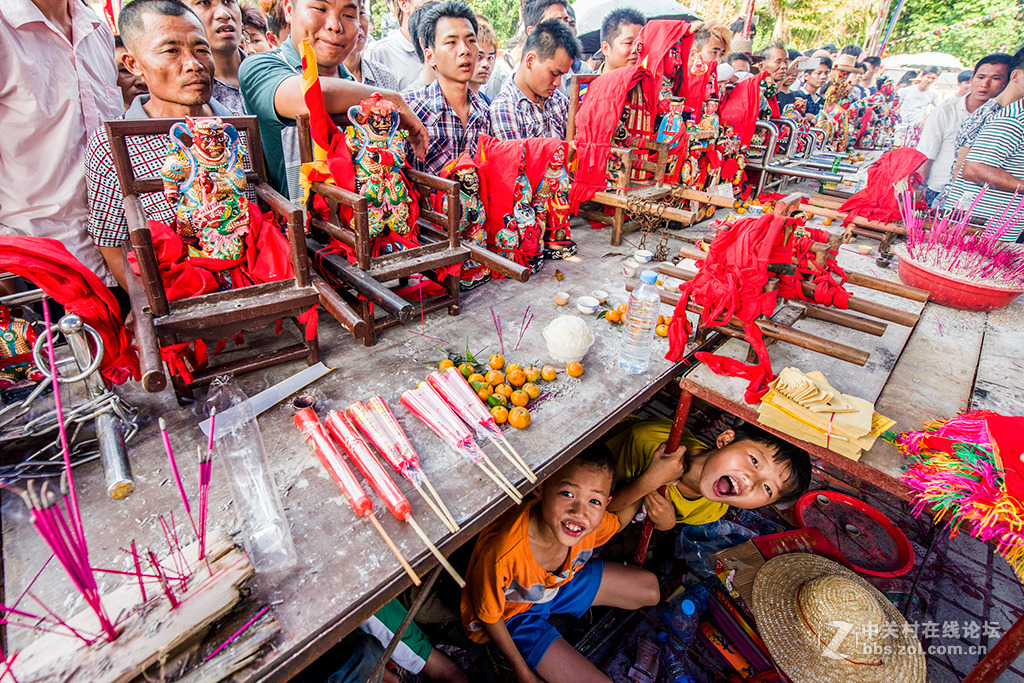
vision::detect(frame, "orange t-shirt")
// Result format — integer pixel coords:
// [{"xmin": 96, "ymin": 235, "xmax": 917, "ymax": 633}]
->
[{"xmin": 460, "ymin": 499, "xmax": 620, "ymax": 643}]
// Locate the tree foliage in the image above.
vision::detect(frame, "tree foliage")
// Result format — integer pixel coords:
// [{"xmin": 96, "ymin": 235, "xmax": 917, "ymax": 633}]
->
[
  {"xmin": 888, "ymin": 0, "xmax": 1021, "ymax": 65},
  {"xmin": 368, "ymin": 0, "xmax": 523, "ymax": 45}
]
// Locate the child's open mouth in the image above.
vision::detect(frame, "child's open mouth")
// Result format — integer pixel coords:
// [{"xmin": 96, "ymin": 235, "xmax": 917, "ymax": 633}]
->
[
  {"xmin": 714, "ymin": 475, "xmax": 739, "ymax": 497},
  {"xmin": 561, "ymin": 521, "xmax": 585, "ymax": 537}
]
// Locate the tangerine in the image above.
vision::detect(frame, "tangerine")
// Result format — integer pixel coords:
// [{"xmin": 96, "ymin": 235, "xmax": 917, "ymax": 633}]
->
[
  {"xmin": 487, "ymin": 393, "xmax": 507, "ymax": 408},
  {"xmin": 510, "ymin": 390, "xmax": 529, "ymax": 407},
  {"xmin": 458, "ymin": 363, "xmax": 475, "ymax": 379},
  {"xmin": 468, "ymin": 372, "xmax": 486, "ymax": 384},
  {"xmin": 493, "ymin": 383, "xmax": 513, "ymax": 399},
  {"xmin": 507, "ymin": 368, "xmax": 527, "ymax": 387},
  {"xmin": 540, "ymin": 365, "xmax": 557, "ymax": 381},
  {"xmin": 616, "ymin": 303, "xmax": 627, "ymax": 316},
  {"xmin": 439, "ymin": 359, "xmax": 455, "ymax": 371},
  {"xmin": 490, "ymin": 405, "xmax": 508, "ymax": 424},
  {"xmin": 657, "ymin": 314, "xmax": 666, "ymax": 326},
  {"xmin": 567, "ymin": 362, "xmax": 583, "ymax": 377},
  {"xmin": 508, "ymin": 407, "xmax": 531, "ymax": 429},
  {"xmin": 655, "ymin": 324, "xmax": 669, "ymax": 337},
  {"xmin": 505, "ymin": 362, "xmax": 522, "ymax": 375},
  {"xmin": 488, "ymin": 354, "xmax": 505, "ymax": 370},
  {"xmin": 477, "ymin": 385, "xmax": 492, "ymax": 401},
  {"xmin": 485, "ymin": 369, "xmax": 505, "ymax": 386},
  {"xmin": 524, "ymin": 365, "xmax": 541, "ymax": 382},
  {"xmin": 605, "ymin": 310, "xmax": 621, "ymax": 323},
  {"xmin": 523, "ymin": 382, "xmax": 541, "ymax": 399}
]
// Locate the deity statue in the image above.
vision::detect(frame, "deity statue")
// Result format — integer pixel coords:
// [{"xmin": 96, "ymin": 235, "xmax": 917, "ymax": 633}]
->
[
  {"xmin": 162, "ymin": 117, "xmax": 250, "ymax": 262},
  {"xmin": 495, "ymin": 151, "xmax": 543, "ymax": 273},
  {"xmin": 0, "ymin": 304, "xmax": 42, "ymax": 391},
  {"xmin": 444, "ymin": 159, "xmax": 490, "ymax": 289},
  {"xmin": 696, "ymin": 97, "xmax": 721, "ymax": 144},
  {"xmin": 533, "ymin": 146, "xmax": 575, "ymax": 259},
  {"xmin": 345, "ymin": 94, "xmax": 415, "ymax": 240},
  {"xmin": 656, "ymin": 99, "xmax": 689, "ymax": 185}
]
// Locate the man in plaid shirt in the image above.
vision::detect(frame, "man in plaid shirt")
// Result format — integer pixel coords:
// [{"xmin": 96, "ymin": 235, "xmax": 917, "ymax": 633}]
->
[
  {"xmin": 86, "ymin": 0, "xmax": 237, "ymax": 287},
  {"xmin": 405, "ymin": 1, "xmax": 489, "ymax": 176},
  {"xmin": 489, "ymin": 20, "xmax": 579, "ymax": 141}
]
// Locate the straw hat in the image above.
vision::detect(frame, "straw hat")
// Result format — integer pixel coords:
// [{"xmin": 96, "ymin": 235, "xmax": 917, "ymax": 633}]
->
[
  {"xmin": 834, "ymin": 54, "xmax": 859, "ymax": 72},
  {"xmin": 752, "ymin": 554, "xmax": 927, "ymax": 683}
]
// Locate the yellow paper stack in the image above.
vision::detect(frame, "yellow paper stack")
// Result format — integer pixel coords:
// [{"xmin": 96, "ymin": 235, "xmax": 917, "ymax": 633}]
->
[{"xmin": 757, "ymin": 367, "xmax": 894, "ymax": 461}]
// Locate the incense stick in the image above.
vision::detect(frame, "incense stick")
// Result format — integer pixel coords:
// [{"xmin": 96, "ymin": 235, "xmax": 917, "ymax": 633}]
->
[
  {"xmin": 514, "ymin": 307, "xmax": 532, "ymax": 351},
  {"xmin": 490, "ymin": 307, "xmax": 504, "ymax": 356},
  {"xmin": 198, "ymin": 408, "xmax": 215, "ymax": 561},
  {"xmin": 418, "ymin": 470, "xmax": 458, "ymax": 531},
  {"xmin": 204, "ymin": 605, "xmax": 271, "ymax": 662},
  {"xmin": 367, "ymin": 515, "xmax": 421, "ymax": 585},
  {"xmin": 479, "ymin": 455, "xmax": 522, "ymax": 503},
  {"xmin": 497, "ymin": 432, "xmax": 533, "ymax": 480},
  {"xmin": 411, "ymin": 482, "xmax": 458, "ymax": 533},
  {"xmin": 406, "ymin": 517, "xmax": 465, "ymax": 587},
  {"xmin": 488, "ymin": 436, "xmax": 536, "ymax": 483},
  {"xmin": 158, "ymin": 418, "xmax": 200, "ymax": 543}
]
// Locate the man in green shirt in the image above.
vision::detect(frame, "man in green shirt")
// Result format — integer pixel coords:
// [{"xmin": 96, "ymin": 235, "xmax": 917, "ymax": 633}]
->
[{"xmin": 239, "ymin": 0, "xmax": 427, "ymax": 200}]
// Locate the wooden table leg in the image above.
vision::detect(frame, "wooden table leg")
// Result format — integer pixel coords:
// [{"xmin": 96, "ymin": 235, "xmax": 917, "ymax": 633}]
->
[
  {"xmin": 962, "ymin": 613, "xmax": 1024, "ymax": 683},
  {"xmin": 369, "ymin": 566, "xmax": 442, "ymax": 683},
  {"xmin": 633, "ymin": 387, "xmax": 694, "ymax": 566}
]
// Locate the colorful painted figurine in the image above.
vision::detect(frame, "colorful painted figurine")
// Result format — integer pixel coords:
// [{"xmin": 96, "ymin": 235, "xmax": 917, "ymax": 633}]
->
[
  {"xmin": 533, "ymin": 146, "xmax": 576, "ymax": 259},
  {"xmin": 162, "ymin": 117, "xmax": 250, "ymax": 261},
  {"xmin": 441, "ymin": 156, "xmax": 490, "ymax": 289},
  {"xmin": 0, "ymin": 304, "xmax": 42, "ymax": 390},
  {"xmin": 494, "ymin": 150, "xmax": 543, "ymax": 273},
  {"xmin": 345, "ymin": 94, "xmax": 415, "ymax": 240}
]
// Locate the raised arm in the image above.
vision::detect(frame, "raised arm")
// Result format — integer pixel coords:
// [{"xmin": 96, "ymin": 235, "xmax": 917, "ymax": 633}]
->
[{"xmin": 271, "ymin": 75, "xmax": 428, "ymax": 160}]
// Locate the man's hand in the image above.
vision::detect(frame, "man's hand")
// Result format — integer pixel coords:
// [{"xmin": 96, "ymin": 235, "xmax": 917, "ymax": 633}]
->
[
  {"xmin": 644, "ymin": 443, "xmax": 684, "ymax": 484},
  {"xmin": 644, "ymin": 489, "xmax": 676, "ymax": 531},
  {"xmin": 396, "ymin": 100, "xmax": 428, "ymax": 161}
]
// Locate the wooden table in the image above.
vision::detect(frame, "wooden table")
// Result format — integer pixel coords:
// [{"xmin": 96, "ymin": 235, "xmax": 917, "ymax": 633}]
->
[{"xmin": 0, "ymin": 224, "xmax": 694, "ymax": 682}]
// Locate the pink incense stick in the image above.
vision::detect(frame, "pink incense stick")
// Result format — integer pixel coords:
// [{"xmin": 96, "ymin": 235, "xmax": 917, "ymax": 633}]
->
[
  {"xmin": 204, "ymin": 605, "xmax": 271, "ymax": 662},
  {"xmin": 158, "ymin": 418, "xmax": 200, "ymax": 543}
]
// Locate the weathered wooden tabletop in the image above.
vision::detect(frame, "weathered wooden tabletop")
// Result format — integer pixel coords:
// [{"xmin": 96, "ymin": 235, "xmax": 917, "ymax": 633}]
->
[{"xmin": 1, "ymin": 223, "xmax": 695, "ymax": 681}]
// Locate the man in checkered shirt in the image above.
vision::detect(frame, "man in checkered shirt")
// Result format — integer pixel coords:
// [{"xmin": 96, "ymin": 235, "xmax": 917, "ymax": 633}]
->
[
  {"xmin": 489, "ymin": 20, "xmax": 579, "ymax": 141},
  {"xmin": 405, "ymin": 1, "xmax": 489, "ymax": 176},
  {"xmin": 86, "ymin": 0, "xmax": 237, "ymax": 288}
]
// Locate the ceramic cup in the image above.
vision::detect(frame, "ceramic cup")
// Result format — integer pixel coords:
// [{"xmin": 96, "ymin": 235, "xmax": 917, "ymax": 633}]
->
[
  {"xmin": 622, "ymin": 258, "xmax": 639, "ymax": 277},
  {"xmin": 554, "ymin": 291, "xmax": 570, "ymax": 305},
  {"xmin": 576, "ymin": 296, "xmax": 599, "ymax": 315},
  {"xmin": 591, "ymin": 289, "xmax": 608, "ymax": 304},
  {"xmin": 858, "ymin": 245, "xmax": 872, "ymax": 255},
  {"xmin": 634, "ymin": 249, "xmax": 654, "ymax": 263}
]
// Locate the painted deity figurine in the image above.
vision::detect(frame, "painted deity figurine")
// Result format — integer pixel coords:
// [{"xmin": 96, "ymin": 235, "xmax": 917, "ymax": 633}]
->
[
  {"xmin": 696, "ymin": 97, "xmax": 721, "ymax": 144},
  {"xmin": 533, "ymin": 146, "xmax": 575, "ymax": 259},
  {"xmin": 443, "ymin": 158, "xmax": 490, "ymax": 289},
  {"xmin": 162, "ymin": 117, "xmax": 250, "ymax": 261},
  {"xmin": 345, "ymin": 94, "xmax": 415, "ymax": 240},
  {"xmin": 494, "ymin": 150, "xmax": 543, "ymax": 273},
  {"xmin": 0, "ymin": 304, "xmax": 42, "ymax": 390}
]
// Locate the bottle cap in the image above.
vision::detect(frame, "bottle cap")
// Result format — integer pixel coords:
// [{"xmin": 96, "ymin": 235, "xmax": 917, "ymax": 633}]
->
[
  {"xmin": 640, "ymin": 270, "xmax": 658, "ymax": 284},
  {"xmin": 680, "ymin": 599, "xmax": 696, "ymax": 616}
]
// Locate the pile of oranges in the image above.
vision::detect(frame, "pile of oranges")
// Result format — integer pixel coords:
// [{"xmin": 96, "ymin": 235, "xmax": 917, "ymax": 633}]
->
[
  {"xmin": 438, "ymin": 354, "xmax": 583, "ymax": 429},
  {"xmin": 604, "ymin": 305, "xmax": 672, "ymax": 338}
]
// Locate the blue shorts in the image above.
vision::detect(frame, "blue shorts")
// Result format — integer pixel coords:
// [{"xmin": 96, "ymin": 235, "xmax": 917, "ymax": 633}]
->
[{"xmin": 505, "ymin": 559, "xmax": 605, "ymax": 670}]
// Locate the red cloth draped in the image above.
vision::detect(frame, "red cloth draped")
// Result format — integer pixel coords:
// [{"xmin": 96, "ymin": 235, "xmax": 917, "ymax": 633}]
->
[
  {"xmin": 721, "ymin": 72, "xmax": 769, "ymax": 145},
  {"xmin": 838, "ymin": 148, "xmax": 926, "ymax": 225},
  {"xmin": 568, "ymin": 66, "xmax": 654, "ymax": 210},
  {"xmin": 635, "ymin": 20, "xmax": 693, "ymax": 94},
  {"xmin": 0, "ymin": 235, "xmax": 139, "ymax": 385},
  {"xmin": 665, "ymin": 215, "xmax": 850, "ymax": 403}
]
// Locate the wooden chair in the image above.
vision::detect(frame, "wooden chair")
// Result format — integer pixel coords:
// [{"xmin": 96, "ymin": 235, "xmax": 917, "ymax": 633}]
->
[
  {"xmin": 106, "ymin": 116, "xmax": 321, "ymax": 400},
  {"xmin": 296, "ymin": 115, "xmax": 529, "ymax": 347}
]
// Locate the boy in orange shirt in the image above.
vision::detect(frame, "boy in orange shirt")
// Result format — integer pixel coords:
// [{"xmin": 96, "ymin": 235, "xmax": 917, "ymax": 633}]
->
[{"xmin": 460, "ymin": 444, "xmax": 659, "ymax": 683}]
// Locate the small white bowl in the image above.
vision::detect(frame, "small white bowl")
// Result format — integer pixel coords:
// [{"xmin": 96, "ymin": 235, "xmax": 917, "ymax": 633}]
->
[
  {"xmin": 634, "ymin": 249, "xmax": 654, "ymax": 263},
  {"xmin": 591, "ymin": 289, "xmax": 608, "ymax": 304},
  {"xmin": 661, "ymin": 277, "xmax": 684, "ymax": 293},
  {"xmin": 554, "ymin": 291, "xmax": 570, "ymax": 305},
  {"xmin": 576, "ymin": 296, "xmax": 599, "ymax": 314},
  {"xmin": 622, "ymin": 258, "xmax": 639, "ymax": 278}
]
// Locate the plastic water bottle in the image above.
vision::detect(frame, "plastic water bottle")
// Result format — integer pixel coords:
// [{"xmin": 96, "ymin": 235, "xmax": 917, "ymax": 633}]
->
[
  {"xmin": 660, "ymin": 641, "xmax": 697, "ymax": 683},
  {"xmin": 664, "ymin": 583, "xmax": 712, "ymax": 644},
  {"xmin": 207, "ymin": 377, "xmax": 297, "ymax": 573},
  {"xmin": 619, "ymin": 270, "xmax": 661, "ymax": 374}
]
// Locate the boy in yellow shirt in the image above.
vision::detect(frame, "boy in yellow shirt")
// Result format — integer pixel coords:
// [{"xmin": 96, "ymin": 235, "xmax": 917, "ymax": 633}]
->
[
  {"xmin": 460, "ymin": 444, "xmax": 659, "ymax": 683},
  {"xmin": 608, "ymin": 417, "xmax": 811, "ymax": 530}
]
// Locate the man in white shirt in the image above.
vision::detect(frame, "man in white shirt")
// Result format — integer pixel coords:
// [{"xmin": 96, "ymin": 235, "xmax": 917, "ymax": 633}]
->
[
  {"xmin": 0, "ymin": 0, "xmax": 123, "ymax": 287},
  {"xmin": 365, "ymin": 0, "xmax": 432, "ymax": 90},
  {"xmin": 916, "ymin": 54, "xmax": 1009, "ymax": 205},
  {"xmin": 898, "ymin": 66, "xmax": 942, "ymax": 126}
]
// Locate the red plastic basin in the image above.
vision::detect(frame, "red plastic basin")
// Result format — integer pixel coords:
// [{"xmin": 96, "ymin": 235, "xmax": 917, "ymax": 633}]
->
[{"xmin": 897, "ymin": 255, "xmax": 1024, "ymax": 311}]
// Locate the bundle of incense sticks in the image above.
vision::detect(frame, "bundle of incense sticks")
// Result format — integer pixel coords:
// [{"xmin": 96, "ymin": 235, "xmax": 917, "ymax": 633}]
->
[
  {"xmin": 197, "ymin": 408, "xmax": 215, "ymax": 561},
  {"xmin": 325, "ymin": 411, "xmax": 464, "ymax": 586},
  {"xmin": 426, "ymin": 368, "xmax": 535, "ymax": 483},
  {"xmin": 293, "ymin": 407, "xmax": 421, "ymax": 585},
  {"xmin": 401, "ymin": 382, "xmax": 522, "ymax": 504},
  {"xmin": 347, "ymin": 399, "xmax": 458, "ymax": 532}
]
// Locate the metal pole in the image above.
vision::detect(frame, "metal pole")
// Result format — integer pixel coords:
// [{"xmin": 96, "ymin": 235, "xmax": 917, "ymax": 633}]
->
[{"xmin": 962, "ymin": 613, "xmax": 1024, "ymax": 683}]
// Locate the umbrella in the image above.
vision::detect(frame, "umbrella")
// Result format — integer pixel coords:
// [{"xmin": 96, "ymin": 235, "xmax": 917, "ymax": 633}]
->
[
  {"xmin": 571, "ymin": 0, "xmax": 701, "ymax": 55},
  {"xmin": 882, "ymin": 52, "xmax": 965, "ymax": 71}
]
